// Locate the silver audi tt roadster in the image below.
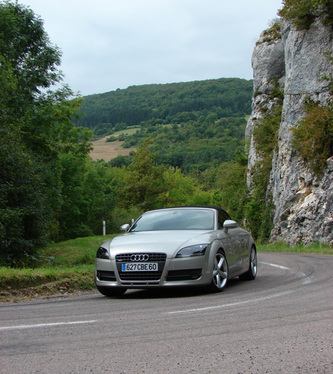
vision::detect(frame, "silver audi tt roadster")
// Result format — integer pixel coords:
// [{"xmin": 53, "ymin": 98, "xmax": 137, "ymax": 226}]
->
[{"xmin": 95, "ymin": 206, "xmax": 257, "ymax": 296}]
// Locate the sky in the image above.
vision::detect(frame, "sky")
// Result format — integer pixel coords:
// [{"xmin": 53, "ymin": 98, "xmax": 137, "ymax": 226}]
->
[{"xmin": 18, "ymin": 0, "xmax": 283, "ymax": 96}]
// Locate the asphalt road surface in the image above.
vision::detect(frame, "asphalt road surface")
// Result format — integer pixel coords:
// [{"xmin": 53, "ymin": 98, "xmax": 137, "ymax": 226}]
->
[{"xmin": 1, "ymin": 252, "xmax": 332, "ymax": 374}]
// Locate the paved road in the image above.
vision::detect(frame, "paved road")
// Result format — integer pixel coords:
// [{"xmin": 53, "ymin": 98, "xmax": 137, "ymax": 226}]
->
[{"xmin": 1, "ymin": 252, "xmax": 332, "ymax": 374}]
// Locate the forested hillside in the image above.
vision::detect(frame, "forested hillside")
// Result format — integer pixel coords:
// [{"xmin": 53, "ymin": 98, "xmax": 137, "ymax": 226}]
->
[{"xmin": 77, "ymin": 78, "xmax": 253, "ymax": 171}]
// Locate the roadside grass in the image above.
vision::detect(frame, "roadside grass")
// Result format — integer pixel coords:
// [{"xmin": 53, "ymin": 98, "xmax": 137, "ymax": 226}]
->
[
  {"xmin": 0, "ymin": 236, "xmax": 331, "ymax": 302},
  {"xmin": 257, "ymin": 242, "xmax": 332, "ymax": 255},
  {"xmin": 39, "ymin": 235, "xmax": 118, "ymax": 267},
  {"xmin": 0, "ymin": 235, "xmax": 117, "ymax": 302}
]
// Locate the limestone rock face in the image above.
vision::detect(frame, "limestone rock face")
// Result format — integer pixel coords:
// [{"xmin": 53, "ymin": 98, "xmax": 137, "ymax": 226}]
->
[{"xmin": 246, "ymin": 20, "xmax": 333, "ymax": 246}]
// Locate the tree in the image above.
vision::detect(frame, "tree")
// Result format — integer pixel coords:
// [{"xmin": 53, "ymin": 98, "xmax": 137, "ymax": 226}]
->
[
  {"xmin": 0, "ymin": 1, "xmax": 91, "ymax": 265},
  {"xmin": 0, "ymin": 0, "xmax": 62, "ymax": 106},
  {"xmin": 120, "ymin": 139, "xmax": 167, "ymax": 210}
]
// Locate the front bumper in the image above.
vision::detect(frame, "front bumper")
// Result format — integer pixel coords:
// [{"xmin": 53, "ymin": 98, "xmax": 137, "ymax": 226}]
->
[{"xmin": 95, "ymin": 255, "xmax": 212, "ymax": 289}]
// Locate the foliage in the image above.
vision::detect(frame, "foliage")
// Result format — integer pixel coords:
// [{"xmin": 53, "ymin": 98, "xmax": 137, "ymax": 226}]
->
[
  {"xmin": 279, "ymin": 0, "xmax": 333, "ymax": 29},
  {"xmin": 0, "ymin": 2, "xmax": 98, "ymax": 265},
  {"xmin": 0, "ymin": 131, "xmax": 51, "ymax": 264},
  {"xmin": 77, "ymin": 78, "xmax": 252, "ymax": 132},
  {"xmin": 114, "ymin": 140, "xmax": 219, "ymax": 212},
  {"xmin": 246, "ymin": 98, "xmax": 283, "ymax": 240},
  {"xmin": 253, "ymin": 103, "xmax": 282, "ymax": 186},
  {"xmin": 259, "ymin": 19, "xmax": 282, "ymax": 44},
  {"xmin": 291, "ymin": 52, "xmax": 333, "ymax": 175},
  {"xmin": 56, "ymin": 158, "xmax": 117, "ymax": 241},
  {"xmin": 211, "ymin": 161, "xmax": 248, "ymax": 222},
  {"xmin": 0, "ymin": 0, "xmax": 62, "ymax": 103},
  {"xmin": 292, "ymin": 99, "xmax": 333, "ymax": 174},
  {"xmin": 123, "ymin": 115, "xmax": 248, "ymax": 172},
  {"xmin": 118, "ymin": 140, "xmax": 167, "ymax": 211},
  {"xmin": 245, "ymin": 188, "xmax": 275, "ymax": 241},
  {"xmin": 77, "ymin": 78, "xmax": 252, "ymax": 171}
]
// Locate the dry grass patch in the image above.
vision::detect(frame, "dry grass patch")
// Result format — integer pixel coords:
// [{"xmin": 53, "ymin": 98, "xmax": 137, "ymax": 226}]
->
[{"xmin": 90, "ymin": 136, "xmax": 135, "ymax": 161}]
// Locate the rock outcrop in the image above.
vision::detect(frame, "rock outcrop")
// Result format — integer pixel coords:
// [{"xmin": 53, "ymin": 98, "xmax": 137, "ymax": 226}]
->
[{"xmin": 246, "ymin": 19, "xmax": 333, "ymax": 246}]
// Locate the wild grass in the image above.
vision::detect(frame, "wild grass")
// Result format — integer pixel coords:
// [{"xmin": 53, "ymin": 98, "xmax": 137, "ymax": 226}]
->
[
  {"xmin": 257, "ymin": 241, "xmax": 332, "ymax": 255},
  {"xmin": 0, "ymin": 235, "xmax": 117, "ymax": 300},
  {"xmin": 39, "ymin": 235, "xmax": 118, "ymax": 267}
]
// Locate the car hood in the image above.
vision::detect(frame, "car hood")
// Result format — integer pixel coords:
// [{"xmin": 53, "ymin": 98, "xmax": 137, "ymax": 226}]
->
[{"xmin": 103, "ymin": 230, "xmax": 214, "ymax": 258}]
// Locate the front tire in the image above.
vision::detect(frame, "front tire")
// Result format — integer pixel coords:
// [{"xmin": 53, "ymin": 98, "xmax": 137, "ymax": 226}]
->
[
  {"xmin": 239, "ymin": 246, "xmax": 257, "ymax": 281},
  {"xmin": 208, "ymin": 250, "xmax": 229, "ymax": 292},
  {"xmin": 97, "ymin": 286, "xmax": 127, "ymax": 297}
]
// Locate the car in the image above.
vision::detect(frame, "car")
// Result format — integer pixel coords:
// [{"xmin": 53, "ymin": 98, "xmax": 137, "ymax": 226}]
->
[{"xmin": 95, "ymin": 206, "xmax": 257, "ymax": 296}]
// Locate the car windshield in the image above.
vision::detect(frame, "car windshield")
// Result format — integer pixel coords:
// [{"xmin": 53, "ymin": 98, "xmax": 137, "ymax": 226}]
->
[{"xmin": 130, "ymin": 209, "xmax": 215, "ymax": 231}]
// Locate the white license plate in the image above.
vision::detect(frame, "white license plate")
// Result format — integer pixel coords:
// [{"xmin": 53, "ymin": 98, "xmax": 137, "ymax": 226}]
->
[{"xmin": 122, "ymin": 263, "xmax": 158, "ymax": 272}]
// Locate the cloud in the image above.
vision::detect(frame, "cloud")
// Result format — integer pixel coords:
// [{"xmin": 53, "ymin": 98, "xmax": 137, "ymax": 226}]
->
[{"xmin": 18, "ymin": 0, "xmax": 283, "ymax": 95}]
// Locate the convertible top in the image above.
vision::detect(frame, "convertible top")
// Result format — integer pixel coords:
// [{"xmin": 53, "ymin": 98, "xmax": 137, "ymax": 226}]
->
[{"xmin": 150, "ymin": 205, "xmax": 229, "ymax": 216}]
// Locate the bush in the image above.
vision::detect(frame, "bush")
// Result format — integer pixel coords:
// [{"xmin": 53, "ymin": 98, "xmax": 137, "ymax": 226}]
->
[
  {"xmin": 279, "ymin": 0, "xmax": 333, "ymax": 30},
  {"xmin": 292, "ymin": 99, "xmax": 333, "ymax": 174},
  {"xmin": 292, "ymin": 52, "xmax": 333, "ymax": 175}
]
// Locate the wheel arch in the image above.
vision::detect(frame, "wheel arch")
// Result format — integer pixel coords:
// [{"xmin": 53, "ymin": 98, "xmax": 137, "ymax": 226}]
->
[{"xmin": 207, "ymin": 240, "xmax": 226, "ymax": 267}]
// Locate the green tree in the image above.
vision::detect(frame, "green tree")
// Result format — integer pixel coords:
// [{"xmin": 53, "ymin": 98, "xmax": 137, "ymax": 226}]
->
[
  {"xmin": 0, "ymin": 1, "xmax": 91, "ymax": 265},
  {"xmin": 0, "ymin": 1, "xmax": 62, "ymax": 113},
  {"xmin": 215, "ymin": 161, "xmax": 248, "ymax": 222},
  {"xmin": 57, "ymin": 158, "xmax": 116, "ymax": 241},
  {"xmin": 0, "ymin": 127, "xmax": 52, "ymax": 265},
  {"xmin": 120, "ymin": 140, "xmax": 167, "ymax": 210}
]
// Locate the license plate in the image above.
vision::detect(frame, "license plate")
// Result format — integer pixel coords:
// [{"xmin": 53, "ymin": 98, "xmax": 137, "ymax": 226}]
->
[{"xmin": 122, "ymin": 263, "xmax": 158, "ymax": 272}]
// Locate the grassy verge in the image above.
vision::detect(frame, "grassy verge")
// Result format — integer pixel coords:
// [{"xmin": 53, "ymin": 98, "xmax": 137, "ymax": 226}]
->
[
  {"xmin": 0, "ymin": 236, "xmax": 331, "ymax": 302},
  {"xmin": 0, "ymin": 235, "xmax": 116, "ymax": 302},
  {"xmin": 257, "ymin": 242, "xmax": 332, "ymax": 255}
]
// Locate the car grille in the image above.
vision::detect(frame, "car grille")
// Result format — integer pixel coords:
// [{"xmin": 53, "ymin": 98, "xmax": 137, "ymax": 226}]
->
[
  {"xmin": 116, "ymin": 253, "xmax": 167, "ymax": 282},
  {"xmin": 116, "ymin": 253, "xmax": 167, "ymax": 262}
]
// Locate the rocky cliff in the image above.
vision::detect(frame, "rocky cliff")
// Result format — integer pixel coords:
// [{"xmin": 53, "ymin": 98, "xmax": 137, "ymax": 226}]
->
[{"xmin": 246, "ymin": 19, "xmax": 333, "ymax": 246}]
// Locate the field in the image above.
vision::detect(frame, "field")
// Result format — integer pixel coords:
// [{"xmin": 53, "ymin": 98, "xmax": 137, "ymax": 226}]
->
[
  {"xmin": 90, "ymin": 128, "xmax": 139, "ymax": 161},
  {"xmin": 90, "ymin": 137, "xmax": 134, "ymax": 161}
]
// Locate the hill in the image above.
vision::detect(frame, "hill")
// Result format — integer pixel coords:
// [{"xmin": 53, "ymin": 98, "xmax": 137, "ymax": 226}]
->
[{"xmin": 79, "ymin": 78, "xmax": 253, "ymax": 170}]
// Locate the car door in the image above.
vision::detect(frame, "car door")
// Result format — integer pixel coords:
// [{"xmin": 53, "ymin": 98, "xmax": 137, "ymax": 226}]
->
[{"xmin": 217, "ymin": 210, "xmax": 243, "ymax": 277}]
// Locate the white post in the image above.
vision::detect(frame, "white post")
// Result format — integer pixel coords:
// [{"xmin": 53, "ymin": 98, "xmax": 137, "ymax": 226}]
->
[{"xmin": 103, "ymin": 221, "xmax": 106, "ymax": 236}]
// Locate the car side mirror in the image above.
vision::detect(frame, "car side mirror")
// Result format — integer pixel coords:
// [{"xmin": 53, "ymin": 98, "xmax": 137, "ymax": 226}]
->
[
  {"xmin": 120, "ymin": 223, "xmax": 130, "ymax": 232},
  {"xmin": 223, "ymin": 220, "xmax": 238, "ymax": 233}
]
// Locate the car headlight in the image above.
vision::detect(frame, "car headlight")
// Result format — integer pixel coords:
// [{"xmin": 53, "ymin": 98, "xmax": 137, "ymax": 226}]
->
[
  {"xmin": 96, "ymin": 247, "xmax": 110, "ymax": 259},
  {"xmin": 176, "ymin": 244, "xmax": 208, "ymax": 258}
]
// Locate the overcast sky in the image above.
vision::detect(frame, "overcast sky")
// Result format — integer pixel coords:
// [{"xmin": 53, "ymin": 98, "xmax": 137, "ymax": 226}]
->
[{"xmin": 18, "ymin": 0, "xmax": 283, "ymax": 96}]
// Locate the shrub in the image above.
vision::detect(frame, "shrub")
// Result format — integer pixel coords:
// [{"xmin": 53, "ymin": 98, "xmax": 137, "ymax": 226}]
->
[
  {"xmin": 279, "ymin": 0, "xmax": 333, "ymax": 30},
  {"xmin": 246, "ymin": 91, "xmax": 283, "ymax": 240},
  {"xmin": 292, "ymin": 99, "xmax": 333, "ymax": 175},
  {"xmin": 291, "ymin": 52, "xmax": 333, "ymax": 175},
  {"xmin": 259, "ymin": 19, "xmax": 282, "ymax": 44}
]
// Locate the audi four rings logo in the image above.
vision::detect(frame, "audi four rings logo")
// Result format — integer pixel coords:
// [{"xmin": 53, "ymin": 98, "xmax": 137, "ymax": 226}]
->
[{"xmin": 130, "ymin": 254, "xmax": 149, "ymax": 261}]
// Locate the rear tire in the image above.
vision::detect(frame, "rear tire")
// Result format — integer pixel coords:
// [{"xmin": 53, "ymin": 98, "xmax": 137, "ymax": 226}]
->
[
  {"xmin": 208, "ymin": 250, "xmax": 228, "ymax": 292},
  {"xmin": 239, "ymin": 247, "xmax": 257, "ymax": 281},
  {"xmin": 97, "ymin": 286, "xmax": 127, "ymax": 297}
]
